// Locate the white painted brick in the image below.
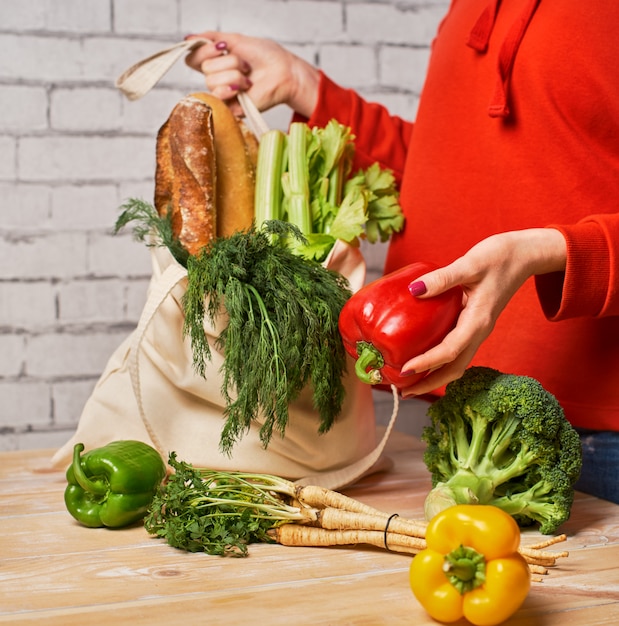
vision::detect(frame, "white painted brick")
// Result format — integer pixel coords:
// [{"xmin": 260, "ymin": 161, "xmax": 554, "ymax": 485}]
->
[
  {"xmin": 0, "ymin": 233, "xmax": 88, "ymax": 280},
  {"xmin": 87, "ymin": 232, "xmax": 152, "ymax": 278},
  {"xmin": 118, "ymin": 180, "xmax": 156, "ymax": 207},
  {"xmin": 57, "ymin": 279, "xmax": 127, "ymax": 323},
  {"xmin": 83, "ymin": 37, "xmax": 187, "ymax": 84},
  {"xmin": 51, "ymin": 88, "xmax": 123, "ymax": 132},
  {"xmin": 180, "ymin": 0, "xmax": 344, "ymax": 43},
  {"xmin": 319, "ymin": 44, "xmax": 377, "ymax": 89},
  {"xmin": 379, "ymin": 46, "xmax": 432, "ymax": 93},
  {"xmin": 0, "ymin": 335, "xmax": 26, "ymax": 377},
  {"xmin": 346, "ymin": 3, "xmax": 448, "ymax": 46},
  {"xmin": 0, "ymin": 282, "xmax": 57, "ymax": 328},
  {"xmin": 50, "ymin": 184, "xmax": 120, "ymax": 231},
  {"xmin": 26, "ymin": 329, "xmax": 129, "ymax": 378},
  {"xmin": 179, "ymin": 0, "xmax": 222, "ymax": 33},
  {"xmin": 1, "ymin": 428, "xmax": 77, "ymax": 452},
  {"xmin": 120, "ymin": 88, "xmax": 189, "ymax": 135},
  {"xmin": 0, "ymin": 0, "xmax": 111, "ymax": 32},
  {"xmin": 0, "ymin": 433, "xmax": 18, "ymax": 452},
  {"xmin": 0, "ymin": 183, "xmax": 51, "ymax": 229},
  {"xmin": 0, "ymin": 86, "xmax": 48, "ymax": 133},
  {"xmin": 114, "ymin": 0, "xmax": 179, "ymax": 35},
  {"xmin": 0, "ymin": 381, "xmax": 51, "ymax": 427},
  {"xmin": 0, "ymin": 35, "xmax": 86, "ymax": 82},
  {"xmin": 0, "ymin": 136, "xmax": 16, "ymax": 180},
  {"xmin": 125, "ymin": 278, "xmax": 150, "ymax": 321},
  {"xmin": 18, "ymin": 136, "xmax": 155, "ymax": 182},
  {"xmin": 52, "ymin": 379, "xmax": 98, "ymax": 425}
]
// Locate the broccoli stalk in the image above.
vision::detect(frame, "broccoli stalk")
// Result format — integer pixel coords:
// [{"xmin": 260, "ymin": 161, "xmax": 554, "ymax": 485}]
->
[{"xmin": 422, "ymin": 367, "xmax": 582, "ymax": 534}]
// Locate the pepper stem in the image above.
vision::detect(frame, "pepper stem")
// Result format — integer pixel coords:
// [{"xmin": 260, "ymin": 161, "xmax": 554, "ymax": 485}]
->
[
  {"xmin": 71, "ymin": 443, "xmax": 108, "ymax": 496},
  {"xmin": 354, "ymin": 341, "xmax": 384, "ymax": 385},
  {"xmin": 443, "ymin": 544, "xmax": 486, "ymax": 594}
]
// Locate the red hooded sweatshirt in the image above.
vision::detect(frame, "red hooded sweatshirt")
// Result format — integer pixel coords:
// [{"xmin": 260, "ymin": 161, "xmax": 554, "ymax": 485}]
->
[{"xmin": 304, "ymin": 0, "xmax": 619, "ymax": 431}]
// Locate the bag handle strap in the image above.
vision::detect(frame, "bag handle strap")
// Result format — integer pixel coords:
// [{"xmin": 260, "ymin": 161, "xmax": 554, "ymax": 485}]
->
[
  {"xmin": 115, "ymin": 38, "xmax": 269, "ymax": 139},
  {"xmin": 128, "ymin": 261, "xmax": 189, "ymax": 455}
]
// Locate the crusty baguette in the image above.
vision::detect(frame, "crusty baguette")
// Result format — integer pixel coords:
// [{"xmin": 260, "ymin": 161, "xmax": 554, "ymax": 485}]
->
[
  {"xmin": 189, "ymin": 92, "xmax": 256, "ymax": 238},
  {"xmin": 157, "ymin": 96, "xmax": 217, "ymax": 257},
  {"xmin": 154, "ymin": 118, "xmax": 173, "ymax": 221}
]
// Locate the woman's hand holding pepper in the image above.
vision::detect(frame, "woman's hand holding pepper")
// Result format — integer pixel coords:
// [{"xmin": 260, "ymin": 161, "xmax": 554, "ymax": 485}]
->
[
  {"xmin": 400, "ymin": 227, "xmax": 567, "ymax": 397},
  {"xmin": 184, "ymin": 31, "xmax": 319, "ymax": 118}
]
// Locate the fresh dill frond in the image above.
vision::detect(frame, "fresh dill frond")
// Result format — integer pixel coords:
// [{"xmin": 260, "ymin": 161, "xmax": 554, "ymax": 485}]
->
[
  {"xmin": 115, "ymin": 204, "xmax": 351, "ymax": 455},
  {"xmin": 184, "ymin": 221, "xmax": 351, "ymax": 454},
  {"xmin": 115, "ymin": 198, "xmax": 189, "ymax": 266}
]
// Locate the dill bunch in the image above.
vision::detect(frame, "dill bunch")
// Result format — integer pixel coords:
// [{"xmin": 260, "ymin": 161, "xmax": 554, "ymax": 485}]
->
[
  {"xmin": 185, "ymin": 220, "xmax": 351, "ymax": 454},
  {"xmin": 115, "ymin": 201, "xmax": 351, "ymax": 455}
]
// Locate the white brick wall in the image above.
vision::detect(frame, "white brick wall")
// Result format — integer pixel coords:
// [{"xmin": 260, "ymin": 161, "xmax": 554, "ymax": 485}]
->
[{"xmin": 0, "ymin": 0, "xmax": 448, "ymax": 451}]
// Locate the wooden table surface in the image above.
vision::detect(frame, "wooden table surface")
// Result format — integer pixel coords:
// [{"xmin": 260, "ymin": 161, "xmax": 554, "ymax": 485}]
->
[{"xmin": 2, "ymin": 430, "xmax": 619, "ymax": 625}]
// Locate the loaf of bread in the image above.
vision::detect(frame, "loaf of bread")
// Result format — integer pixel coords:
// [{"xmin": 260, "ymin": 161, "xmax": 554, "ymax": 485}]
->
[
  {"xmin": 154, "ymin": 92, "xmax": 257, "ymax": 257},
  {"xmin": 155, "ymin": 96, "xmax": 217, "ymax": 257},
  {"xmin": 189, "ymin": 92, "xmax": 257, "ymax": 239}
]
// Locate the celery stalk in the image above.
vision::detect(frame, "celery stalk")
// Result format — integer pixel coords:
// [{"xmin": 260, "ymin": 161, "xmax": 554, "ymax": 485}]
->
[
  {"xmin": 254, "ymin": 129, "xmax": 287, "ymax": 230},
  {"xmin": 285, "ymin": 122, "xmax": 312, "ymax": 235}
]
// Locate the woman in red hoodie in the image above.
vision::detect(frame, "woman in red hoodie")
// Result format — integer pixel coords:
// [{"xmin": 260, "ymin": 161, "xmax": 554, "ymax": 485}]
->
[{"xmin": 185, "ymin": 0, "xmax": 619, "ymax": 503}]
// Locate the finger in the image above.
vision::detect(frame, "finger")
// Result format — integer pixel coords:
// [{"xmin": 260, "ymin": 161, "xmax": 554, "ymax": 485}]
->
[
  {"xmin": 185, "ymin": 37, "xmax": 221, "ymax": 69},
  {"xmin": 199, "ymin": 51, "xmax": 244, "ymax": 73},
  {"xmin": 409, "ymin": 258, "xmax": 477, "ymax": 300},
  {"xmin": 399, "ymin": 334, "xmax": 463, "ymax": 379},
  {"xmin": 400, "ymin": 359, "xmax": 468, "ymax": 398},
  {"xmin": 201, "ymin": 65, "xmax": 252, "ymax": 94}
]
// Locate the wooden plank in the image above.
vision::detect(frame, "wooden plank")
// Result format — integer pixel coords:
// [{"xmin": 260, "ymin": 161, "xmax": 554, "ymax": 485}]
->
[
  {"xmin": 2, "ymin": 560, "xmax": 619, "ymax": 625},
  {"xmin": 0, "ymin": 448, "xmax": 60, "ymax": 477},
  {"xmin": 0, "ymin": 540, "xmax": 413, "ymax": 613}
]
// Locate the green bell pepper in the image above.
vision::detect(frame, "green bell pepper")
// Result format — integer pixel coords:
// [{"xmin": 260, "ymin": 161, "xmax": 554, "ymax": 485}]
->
[{"xmin": 64, "ymin": 440, "xmax": 167, "ymax": 528}]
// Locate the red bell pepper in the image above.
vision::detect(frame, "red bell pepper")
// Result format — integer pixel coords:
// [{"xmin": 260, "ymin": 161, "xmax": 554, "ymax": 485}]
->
[{"xmin": 338, "ymin": 262, "xmax": 463, "ymax": 389}]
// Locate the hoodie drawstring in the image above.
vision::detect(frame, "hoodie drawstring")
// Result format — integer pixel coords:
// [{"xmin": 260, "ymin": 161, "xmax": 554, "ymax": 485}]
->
[{"xmin": 467, "ymin": 0, "xmax": 541, "ymax": 118}]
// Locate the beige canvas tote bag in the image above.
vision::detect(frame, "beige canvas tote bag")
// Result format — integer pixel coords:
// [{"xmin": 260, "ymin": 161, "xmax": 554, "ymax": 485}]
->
[{"xmin": 52, "ymin": 40, "xmax": 400, "ymax": 489}]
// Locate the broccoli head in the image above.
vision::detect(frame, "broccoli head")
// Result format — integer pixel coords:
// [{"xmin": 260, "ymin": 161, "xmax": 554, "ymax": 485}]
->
[{"xmin": 422, "ymin": 366, "xmax": 582, "ymax": 534}]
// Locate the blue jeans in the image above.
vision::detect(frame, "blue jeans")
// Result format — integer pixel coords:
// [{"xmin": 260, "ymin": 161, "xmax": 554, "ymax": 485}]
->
[{"xmin": 574, "ymin": 429, "xmax": 619, "ymax": 504}]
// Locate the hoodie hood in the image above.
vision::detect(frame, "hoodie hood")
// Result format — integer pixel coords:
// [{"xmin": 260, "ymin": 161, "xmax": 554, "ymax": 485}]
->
[{"xmin": 467, "ymin": 0, "xmax": 542, "ymax": 118}]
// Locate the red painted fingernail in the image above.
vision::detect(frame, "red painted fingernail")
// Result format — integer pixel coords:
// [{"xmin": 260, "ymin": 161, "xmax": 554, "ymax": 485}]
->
[
  {"xmin": 229, "ymin": 84, "xmax": 240, "ymax": 92},
  {"xmin": 215, "ymin": 41, "xmax": 228, "ymax": 51},
  {"xmin": 408, "ymin": 280, "xmax": 427, "ymax": 296}
]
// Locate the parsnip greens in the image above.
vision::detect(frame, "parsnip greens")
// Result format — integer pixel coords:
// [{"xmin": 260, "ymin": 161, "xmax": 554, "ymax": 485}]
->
[
  {"xmin": 144, "ymin": 453, "xmax": 310, "ymax": 556},
  {"xmin": 254, "ymin": 120, "xmax": 404, "ymax": 261}
]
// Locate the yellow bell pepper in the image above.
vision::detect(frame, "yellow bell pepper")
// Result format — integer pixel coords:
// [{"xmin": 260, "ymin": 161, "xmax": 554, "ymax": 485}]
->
[{"xmin": 409, "ymin": 505, "xmax": 530, "ymax": 625}]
